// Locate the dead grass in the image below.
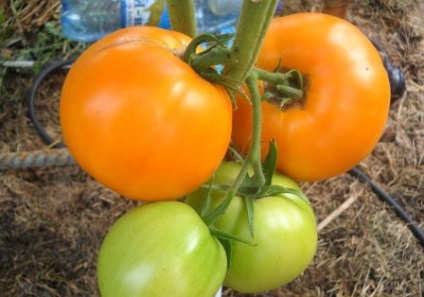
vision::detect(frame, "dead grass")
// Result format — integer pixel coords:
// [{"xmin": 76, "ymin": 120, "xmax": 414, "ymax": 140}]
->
[{"xmin": 0, "ymin": 0, "xmax": 423, "ymax": 296}]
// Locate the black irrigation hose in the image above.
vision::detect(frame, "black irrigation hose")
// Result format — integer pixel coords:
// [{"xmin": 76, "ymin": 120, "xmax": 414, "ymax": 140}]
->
[
  {"xmin": 27, "ymin": 58, "xmax": 76, "ymax": 149},
  {"xmin": 26, "ymin": 59, "xmax": 424, "ymax": 248},
  {"xmin": 349, "ymin": 167, "xmax": 424, "ymax": 247}
]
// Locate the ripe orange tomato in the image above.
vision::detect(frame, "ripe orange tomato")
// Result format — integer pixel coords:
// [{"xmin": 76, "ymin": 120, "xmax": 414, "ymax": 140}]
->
[
  {"xmin": 60, "ymin": 27, "xmax": 232, "ymax": 201},
  {"xmin": 232, "ymin": 13, "xmax": 390, "ymax": 181}
]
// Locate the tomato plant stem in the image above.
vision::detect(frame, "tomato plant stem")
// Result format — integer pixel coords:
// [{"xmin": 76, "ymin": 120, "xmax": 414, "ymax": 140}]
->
[
  {"xmin": 166, "ymin": 0, "xmax": 197, "ymax": 38},
  {"xmin": 198, "ymin": 1, "xmax": 281, "ymax": 226},
  {"xmin": 202, "ymin": 73, "xmax": 265, "ymax": 226},
  {"xmin": 202, "ymin": 161, "xmax": 250, "ymax": 226},
  {"xmin": 224, "ymin": 0, "xmax": 279, "ymax": 82},
  {"xmin": 245, "ymin": 72, "xmax": 266, "ymax": 186}
]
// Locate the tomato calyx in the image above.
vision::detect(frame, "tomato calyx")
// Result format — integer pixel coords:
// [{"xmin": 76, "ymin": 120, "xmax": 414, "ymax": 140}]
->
[
  {"xmin": 171, "ymin": 1, "xmax": 283, "ymax": 104},
  {"xmin": 183, "ymin": 33, "xmax": 234, "ymax": 72},
  {"xmin": 237, "ymin": 141, "xmax": 310, "ymax": 205},
  {"xmin": 254, "ymin": 67, "xmax": 306, "ymax": 111},
  {"xmin": 182, "ymin": 33, "xmax": 243, "ymax": 98},
  {"xmin": 196, "ymin": 64, "xmax": 309, "ymax": 237},
  {"xmin": 200, "ymin": 141, "xmax": 310, "ymax": 239}
]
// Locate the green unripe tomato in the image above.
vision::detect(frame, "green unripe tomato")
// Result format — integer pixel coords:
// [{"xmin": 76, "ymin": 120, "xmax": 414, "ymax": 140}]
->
[
  {"xmin": 186, "ymin": 162, "xmax": 318, "ymax": 293},
  {"xmin": 97, "ymin": 201, "xmax": 227, "ymax": 297}
]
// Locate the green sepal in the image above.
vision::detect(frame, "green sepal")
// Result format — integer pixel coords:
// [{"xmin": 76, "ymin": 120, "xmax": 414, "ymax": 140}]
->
[
  {"xmin": 202, "ymin": 189, "xmax": 236, "ymax": 227},
  {"xmin": 216, "ymin": 236, "xmax": 232, "ymax": 269},
  {"xmin": 210, "ymin": 226, "xmax": 255, "ymax": 269},
  {"xmin": 200, "ymin": 70, "xmax": 244, "ymax": 106},
  {"xmin": 261, "ymin": 140, "xmax": 278, "ymax": 188},
  {"xmin": 259, "ymin": 184, "xmax": 311, "ymax": 205},
  {"xmin": 275, "ymin": 85, "xmax": 304, "ymax": 103},
  {"xmin": 227, "ymin": 145, "xmax": 245, "ymax": 162},
  {"xmin": 243, "ymin": 196, "xmax": 255, "ymax": 238},
  {"xmin": 198, "ymin": 179, "xmax": 214, "ymax": 218},
  {"xmin": 183, "ymin": 33, "xmax": 232, "ymax": 64}
]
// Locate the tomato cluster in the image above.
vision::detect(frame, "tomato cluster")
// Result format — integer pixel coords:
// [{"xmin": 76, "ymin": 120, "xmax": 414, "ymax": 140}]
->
[{"xmin": 59, "ymin": 13, "xmax": 389, "ymax": 297}]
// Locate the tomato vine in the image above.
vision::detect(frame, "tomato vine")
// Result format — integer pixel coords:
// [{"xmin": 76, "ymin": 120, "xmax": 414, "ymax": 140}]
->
[{"xmin": 165, "ymin": 0, "xmax": 308, "ymax": 229}]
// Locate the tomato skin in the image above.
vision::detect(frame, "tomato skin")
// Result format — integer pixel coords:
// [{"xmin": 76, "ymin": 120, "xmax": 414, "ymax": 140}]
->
[
  {"xmin": 185, "ymin": 162, "xmax": 318, "ymax": 293},
  {"xmin": 97, "ymin": 201, "xmax": 227, "ymax": 297},
  {"xmin": 232, "ymin": 13, "xmax": 391, "ymax": 181},
  {"xmin": 60, "ymin": 27, "xmax": 232, "ymax": 201}
]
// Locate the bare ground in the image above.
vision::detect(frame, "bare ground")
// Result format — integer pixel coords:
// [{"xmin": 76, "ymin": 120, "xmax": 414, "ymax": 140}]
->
[{"xmin": 0, "ymin": 0, "xmax": 423, "ymax": 296}]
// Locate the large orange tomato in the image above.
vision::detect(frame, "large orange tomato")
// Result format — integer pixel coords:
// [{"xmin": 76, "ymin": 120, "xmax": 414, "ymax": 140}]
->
[
  {"xmin": 232, "ymin": 13, "xmax": 390, "ymax": 181},
  {"xmin": 60, "ymin": 27, "xmax": 232, "ymax": 201}
]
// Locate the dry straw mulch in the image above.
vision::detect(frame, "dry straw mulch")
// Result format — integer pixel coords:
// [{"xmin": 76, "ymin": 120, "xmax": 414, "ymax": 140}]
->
[{"xmin": 1, "ymin": 0, "xmax": 423, "ymax": 296}]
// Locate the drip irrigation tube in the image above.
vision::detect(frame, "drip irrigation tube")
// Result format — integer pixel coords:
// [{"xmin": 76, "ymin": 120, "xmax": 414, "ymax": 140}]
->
[
  {"xmin": 27, "ymin": 58, "xmax": 76, "ymax": 149},
  {"xmin": 348, "ymin": 168, "xmax": 424, "ymax": 247}
]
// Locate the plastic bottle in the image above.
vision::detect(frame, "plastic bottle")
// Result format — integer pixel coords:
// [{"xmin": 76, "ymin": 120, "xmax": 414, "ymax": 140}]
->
[
  {"xmin": 195, "ymin": 0, "xmax": 243, "ymax": 35},
  {"xmin": 61, "ymin": 0, "xmax": 171, "ymax": 42},
  {"xmin": 61, "ymin": 0, "xmax": 283, "ymax": 42},
  {"xmin": 194, "ymin": 0, "xmax": 284, "ymax": 34}
]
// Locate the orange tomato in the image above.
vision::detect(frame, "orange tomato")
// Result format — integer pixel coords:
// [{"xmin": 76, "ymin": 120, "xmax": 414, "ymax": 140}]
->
[
  {"xmin": 232, "ymin": 13, "xmax": 390, "ymax": 181},
  {"xmin": 60, "ymin": 27, "xmax": 232, "ymax": 201}
]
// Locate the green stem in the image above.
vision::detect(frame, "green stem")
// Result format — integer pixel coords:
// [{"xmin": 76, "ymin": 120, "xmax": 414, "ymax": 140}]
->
[
  {"xmin": 224, "ymin": 0, "xmax": 279, "ymax": 82},
  {"xmin": 245, "ymin": 72, "xmax": 266, "ymax": 187},
  {"xmin": 184, "ymin": 34, "xmax": 234, "ymax": 73},
  {"xmin": 166, "ymin": 0, "xmax": 197, "ymax": 37},
  {"xmin": 202, "ymin": 72, "xmax": 266, "ymax": 226},
  {"xmin": 203, "ymin": 161, "xmax": 250, "ymax": 226}
]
